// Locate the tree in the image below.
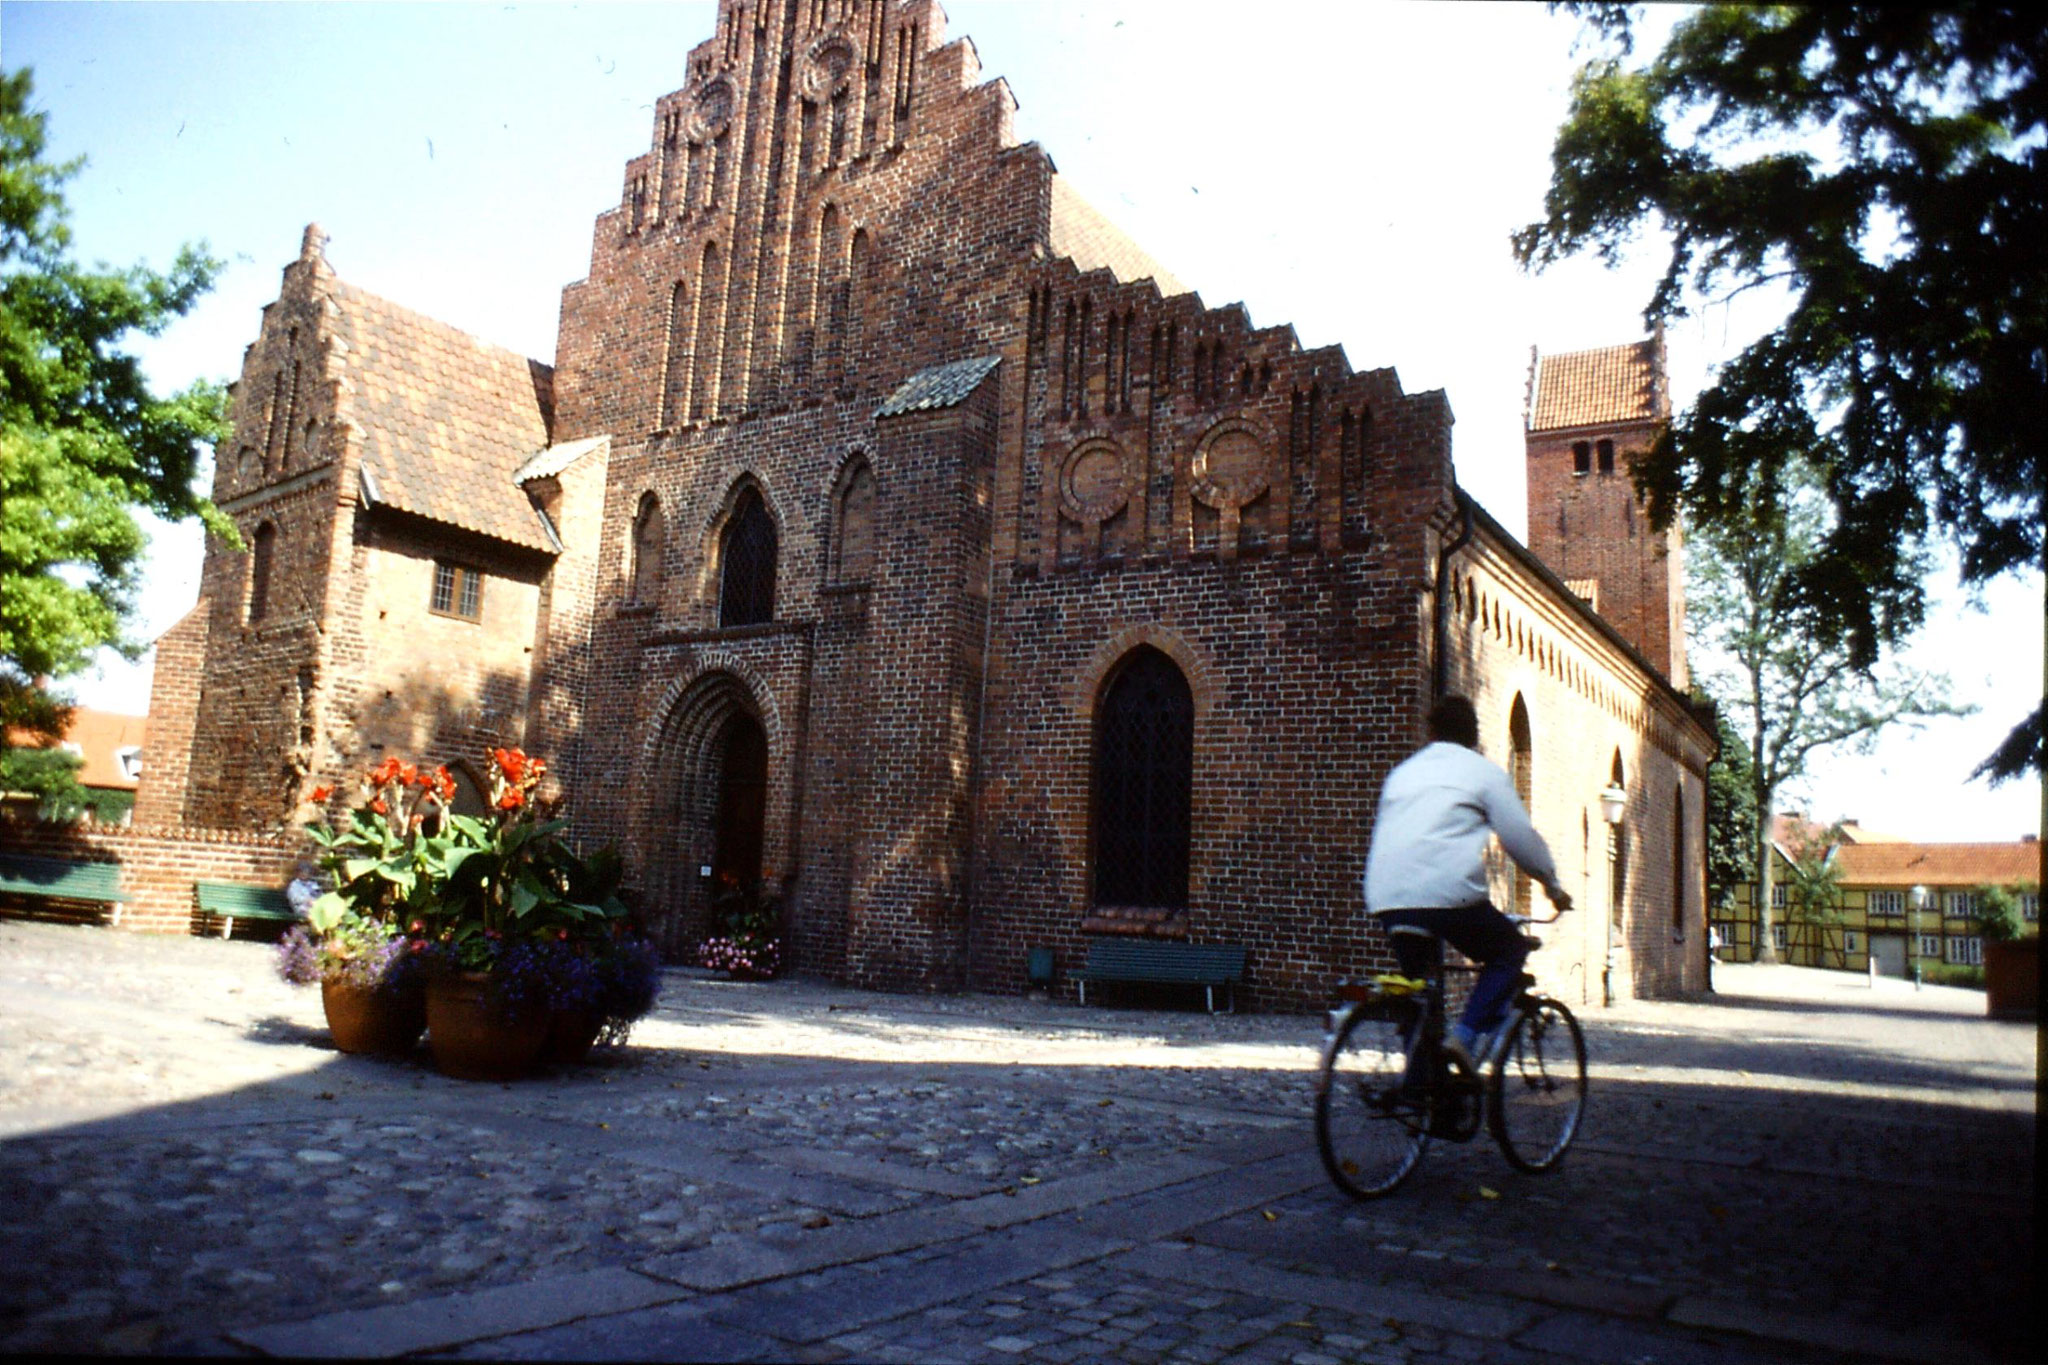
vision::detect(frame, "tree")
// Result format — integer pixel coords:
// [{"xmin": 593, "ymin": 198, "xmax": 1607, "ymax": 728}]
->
[
  {"xmin": 1514, "ymin": 6, "xmax": 2045, "ymax": 780},
  {"xmin": 1698, "ymin": 693, "xmax": 1757, "ymax": 915},
  {"xmin": 0, "ymin": 67, "xmax": 231, "ymax": 739},
  {"xmin": 1689, "ymin": 461, "xmax": 1966, "ymax": 963}
]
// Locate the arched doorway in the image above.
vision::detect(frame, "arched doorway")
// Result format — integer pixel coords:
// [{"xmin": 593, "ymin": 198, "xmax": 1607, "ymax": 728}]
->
[
  {"xmin": 711, "ymin": 711, "xmax": 767, "ymax": 895},
  {"xmin": 644, "ymin": 671, "xmax": 776, "ymax": 961}
]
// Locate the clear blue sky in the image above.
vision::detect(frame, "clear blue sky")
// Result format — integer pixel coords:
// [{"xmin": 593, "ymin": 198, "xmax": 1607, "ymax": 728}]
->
[{"xmin": 7, "ymin": 1, "xmax": 2039, "ymax": 840}]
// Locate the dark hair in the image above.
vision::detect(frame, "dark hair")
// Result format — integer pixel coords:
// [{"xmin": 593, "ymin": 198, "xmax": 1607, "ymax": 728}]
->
[{"xmin": 1428, "ymin": 695, "xmax": 1479, "ymax": 748}]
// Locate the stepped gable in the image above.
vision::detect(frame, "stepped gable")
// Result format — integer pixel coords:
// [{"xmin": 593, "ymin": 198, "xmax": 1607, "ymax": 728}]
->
[
  {"xmin": 328, "ymin": 278, "xmax": 556, "ymax": 553},
  {"xmin": 1528, "ymin": 338, "xmax": 1662, "ymax": 433}
]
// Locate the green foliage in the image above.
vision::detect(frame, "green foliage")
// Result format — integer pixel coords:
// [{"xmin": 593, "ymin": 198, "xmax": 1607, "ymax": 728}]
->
[
  {"xmin": 1516, "ymin": 7, "xmax": 2045, "ymax": 777},
  {"xmin": 0, "ymin": 741, "xmax": 84, "ymax": 814},
  {"xmin": 0, "ymin": 67, "xmax": 233, "ymax": 706},
  {"xmin": 1916, "ymin": 961, "xmax": 1984, "ymax": 990},
  {"xmin": 1974, "ymin": 882, "xmax": 2033, "ymax": 943},
  {"xmin": 1699, "ymin": 695, "xmax": 1756, "ymax": 911}
]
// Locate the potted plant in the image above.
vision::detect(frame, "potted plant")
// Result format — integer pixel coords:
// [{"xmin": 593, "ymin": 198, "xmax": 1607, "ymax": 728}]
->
[
  {"xmin": 276, "ymin": 908, "xmax": 424, "ymax": 1055},
  {"xmin": 699, "ymin": 877, "xmax": 785, "ymax": 980},
  {"xmin": 277, "ymin": 760, "xmax": 454, "ymax": 1055},
  {"xmin": 405, "ymin": 747, "xmax": 639, "ymax": 1079}
]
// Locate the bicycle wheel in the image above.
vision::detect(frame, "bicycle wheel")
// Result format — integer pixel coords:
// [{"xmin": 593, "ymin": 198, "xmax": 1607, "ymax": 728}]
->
[
  {"xmin": 1488, "ymin": 997, "xmax": 1586, "ymax": 1174},
  {"xmin": 1316, "ymin": 1000, "xmax": 1429, "ymax": 1199}
]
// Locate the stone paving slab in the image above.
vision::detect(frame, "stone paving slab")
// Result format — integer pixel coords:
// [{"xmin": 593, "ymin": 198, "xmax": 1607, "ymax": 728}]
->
[{"xmin": 232, "ymin": 1266, "xmax": 690, "ymax": 1357}]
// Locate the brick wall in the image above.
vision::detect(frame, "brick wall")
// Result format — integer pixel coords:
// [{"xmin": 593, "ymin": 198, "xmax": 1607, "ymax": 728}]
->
[
  {"xmin": 133, "ymin": 600, "xmax": 209, "ymax": 828},
  {"xmin": 0, "ymin": 817, "xmax": 297, "ymax": 937}
]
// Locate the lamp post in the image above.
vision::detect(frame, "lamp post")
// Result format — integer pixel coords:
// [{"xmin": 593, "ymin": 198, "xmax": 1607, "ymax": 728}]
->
[
  {"xmin": 1599, "ymin": 784, "xmax": 1626, "ymax": 1006},
  {"xmin": 1909, "ymin": 884, "xmax": 1929, "ymax": 989}
]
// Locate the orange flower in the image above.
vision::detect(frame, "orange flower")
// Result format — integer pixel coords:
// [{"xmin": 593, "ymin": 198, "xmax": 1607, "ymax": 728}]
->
[
  {"xmin": 497, "ymin": 789, "xmax": 524, "ymax": 810},
  {"xmin": 370, "ymin": 798, "xmax": 388, "ymax": 815},
  {"xmin": 434, "ymin": 766, "xmax": 455, "ymax": 799},
  {"xmin": 310, "ymin": 785, "xmax": 333, "ymax": 803}
]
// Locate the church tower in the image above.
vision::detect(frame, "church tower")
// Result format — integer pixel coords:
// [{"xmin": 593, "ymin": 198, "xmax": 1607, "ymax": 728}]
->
[{"xmin": 1524, "ymin": 332, "xmax": 1686, "ymax": 687}]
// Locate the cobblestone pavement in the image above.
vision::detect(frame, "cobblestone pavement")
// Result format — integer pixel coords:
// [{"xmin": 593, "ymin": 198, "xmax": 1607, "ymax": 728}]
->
[{"xmin": 0, "ymin": 920, "xmax": 2035, "ymax": 1362}]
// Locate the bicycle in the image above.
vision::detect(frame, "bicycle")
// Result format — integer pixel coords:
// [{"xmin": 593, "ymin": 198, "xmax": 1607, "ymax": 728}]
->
[{"xmin": 1314, "ymin": 907, "xmax": 1586, "ymax": 1199}]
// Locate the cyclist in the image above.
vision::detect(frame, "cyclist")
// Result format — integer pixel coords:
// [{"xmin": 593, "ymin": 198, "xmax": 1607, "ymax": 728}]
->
[{"xmin": 1363, "ymin": 694, "xmax": 1572, "ymax": 1072}]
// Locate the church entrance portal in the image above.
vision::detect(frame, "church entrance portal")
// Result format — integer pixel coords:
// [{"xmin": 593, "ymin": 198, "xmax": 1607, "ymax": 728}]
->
[{"xmin": 711, "ymin": 711, "xmax": 767, "ymax": 894}]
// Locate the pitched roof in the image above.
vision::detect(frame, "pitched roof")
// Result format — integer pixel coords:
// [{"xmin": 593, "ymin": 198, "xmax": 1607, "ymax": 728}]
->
[
  {"xmin": 4, "ymin": 708, "xmax": 147, "ymax": 790},
  {"xmin": 329, "ymin": 279, "xmax": 556, "ymax": 552},
  {"xmin": 1528, "ymin": 339, "xmax": 1662, "ymax": 433},
  {"xmin": 1049, "ymin": 176, "xmax": 1188, "ymax": 297},
  {"xmin": 1832, "ymin": 840, "xmax": 2041, "ymax": 889},
  {"xmin": 876, "ymin": 355, "xmax": 1003, "ymax": 418}
]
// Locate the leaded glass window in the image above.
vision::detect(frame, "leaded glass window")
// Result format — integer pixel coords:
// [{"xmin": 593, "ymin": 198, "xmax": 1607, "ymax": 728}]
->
[
  {"xmin": 1092, "ymin": 647, "xmax": 1193, "ymax": 907},
  {"xmin": 719, "ymin": 485, "xmax": 777, "ymax": 627}
]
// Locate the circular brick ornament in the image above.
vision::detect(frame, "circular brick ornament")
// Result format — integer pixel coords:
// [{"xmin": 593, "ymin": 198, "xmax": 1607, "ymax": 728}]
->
[
  {"xmin": 1190, "ymin": 419, "xmax": 1270, "ymax": 512},
  {"xmin": 1058, "ymin": 438, "xmax": 1133, "ymax": 526},
  {"xmin": 803, "ymin": 36, "xmax": 856, "ymax": 99},
  {"xmin": 686, "ymin": 79, "xmax": 736, "ymax": 141}
]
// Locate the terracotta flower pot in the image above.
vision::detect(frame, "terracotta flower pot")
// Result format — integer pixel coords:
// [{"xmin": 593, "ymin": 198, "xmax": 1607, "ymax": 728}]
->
[
  {"xmin": 540, "ymin": 1009, "xmax": 604, "ymax": 1064},
  {"xmin": 321, "ymin": 979, "xmax": 425, "ymax": 1057},
  {"xmin": 425, "ymin": 973, "xmax": 549, "ymax": 1081}
]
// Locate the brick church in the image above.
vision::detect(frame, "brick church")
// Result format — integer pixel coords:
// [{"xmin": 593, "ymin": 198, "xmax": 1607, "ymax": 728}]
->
[{"xmin": 138, "ymin": 0, "xmax": 1716, "ymax": 1011}]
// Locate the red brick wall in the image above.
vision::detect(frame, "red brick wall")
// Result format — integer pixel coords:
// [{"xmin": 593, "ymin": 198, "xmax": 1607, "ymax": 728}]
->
[
  {"xmin": 0, "ymin": 816, "xmax": 296, "ymax": 937},
  {"xmin": 134, "ymin": 601, "xmax": 209, "ymax": 828}
]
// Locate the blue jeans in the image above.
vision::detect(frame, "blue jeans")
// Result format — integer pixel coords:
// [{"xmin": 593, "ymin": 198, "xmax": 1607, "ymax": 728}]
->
[{"xmin": 1377, "ymin": 903, "xmax": 1529, "ymax": 1037}]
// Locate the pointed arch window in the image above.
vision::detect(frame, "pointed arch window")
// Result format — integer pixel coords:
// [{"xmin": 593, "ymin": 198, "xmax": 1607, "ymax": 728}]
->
[
  {"xmin": 247, "ymin": 522, "xmax": 277, "ymax": 624},
  {"xmin": 834, "ymin": 459, "xmax": 877, "ymax": 583},
  {"xmin": 630, "ymin": 492, "xmax": 665, "ymax": 603},
  {"xmin": 1092, "ymin": 647, "xmax": 1194, "ymax": 908},
  {"xmin": 719, "ymin": 485, "xmax": 777, "ymax": 627},
  {"xmin": 1509, "ymin": 695, "xmax": 1534, "ymax": 916}
]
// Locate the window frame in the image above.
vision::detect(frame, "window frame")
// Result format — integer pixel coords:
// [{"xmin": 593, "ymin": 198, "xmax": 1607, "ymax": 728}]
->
[{"xmin": 431, "ymin": 560, "xmax": 485, "ymax": 622}]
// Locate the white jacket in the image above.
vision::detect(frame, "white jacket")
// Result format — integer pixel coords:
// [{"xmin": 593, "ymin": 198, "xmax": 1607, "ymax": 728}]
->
[{"xmin": 1363, "ymin": 741, "xmax": 1561, "ymax": 912}]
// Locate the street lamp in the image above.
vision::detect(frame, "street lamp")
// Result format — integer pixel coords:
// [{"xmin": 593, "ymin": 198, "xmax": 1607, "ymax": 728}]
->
[
  {"xmin": 1909, "ymin": 884, "xmax": 1930, "ymax": 989},
  {"xmin": 1598, "ymin": 783, "xmax": 1627, "ymax": 826}
]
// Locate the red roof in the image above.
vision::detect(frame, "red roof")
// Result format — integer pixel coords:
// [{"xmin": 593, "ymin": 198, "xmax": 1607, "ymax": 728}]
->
[
  {"xmin": 1528, "ymin": 339, "xmax": 1663, "ymax": 433},
  {"xmin": 4, "ymin": 708, "xmax": 147, "ymax": 790},
  {"xmin": 1832, "ymin": 841, "xmax": 2041, "ymax": 889},
  {"xmin": 330, "ymin": 279, "xmax": 556, "ymax": 552}
]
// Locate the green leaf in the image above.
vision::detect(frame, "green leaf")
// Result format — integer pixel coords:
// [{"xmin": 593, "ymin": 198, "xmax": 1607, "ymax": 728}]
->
[{"xmin": 305, "ymin": 892, "xmax": 349, "ymax": 935}]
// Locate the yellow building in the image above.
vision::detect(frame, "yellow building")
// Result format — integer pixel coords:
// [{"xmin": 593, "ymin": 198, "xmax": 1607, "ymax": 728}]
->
[{"xmin": 1718, "ymin": 818, "xmax": 2040, "ymax": 975}]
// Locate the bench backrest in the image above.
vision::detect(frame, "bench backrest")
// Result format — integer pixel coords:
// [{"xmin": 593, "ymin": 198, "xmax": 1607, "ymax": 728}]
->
[
  {"xmin": 0, "ymin": 854, "xmax": 130, "ymax": 902},
  {"xmin": 195, "ymin": 881, "xmax": 295, "ymax": 919},
  {"xmin": 1082, "ymin": 938, "xmax": 1246, "ymax": 981}
]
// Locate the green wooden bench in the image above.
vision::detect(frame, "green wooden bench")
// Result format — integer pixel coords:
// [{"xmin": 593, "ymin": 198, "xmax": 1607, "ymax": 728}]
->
[
  {"xmin": 195, "ymin": 881, "xmax": 298, "ymax": 939},
  {"xmin": 0, "ymin": 853, "xmax": 131, "ymax": 921},
  {"xmin": 1072, "ymin": 939, "xmax": 1247, "ymax": 1013}
]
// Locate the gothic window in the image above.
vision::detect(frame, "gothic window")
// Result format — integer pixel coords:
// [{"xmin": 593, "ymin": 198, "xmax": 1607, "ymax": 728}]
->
[
  {"xmin": 1672, "ymin": 787, "xmax": 1687, "ymax": 933},
  {"xmin": 661, "ymin": 280, "xmax": 690, "ymax": 428},
  {"xmin": 630, "ymin": 492, "xmax": 664, "ymax": 602},
  {"xmin": 1509, "ymin": 695, "xmax": 1533, "ymax": 917},
  {"xmin": 1092, "ymin": 647, "xmax": 1194, "ymax": 908},
  {"xmin": 431, "ymin": 560, "xmax": 484, "ymax": 622},
  {"xmin": 247, "ymin": 522, "xmax": 276, "ymax": 624},
  {"xmin": 835, "ymin": 460, "xmax": 877, "ymax": 583},
  {"xmin": 719, "ymin": 485, "xmax": 777, "ymax": 627}
]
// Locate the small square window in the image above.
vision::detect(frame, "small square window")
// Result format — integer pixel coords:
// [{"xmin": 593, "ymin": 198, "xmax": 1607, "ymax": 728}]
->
[{"xmin": 432, "ymin": 561, "xmax": 484, "ymax": 622}]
